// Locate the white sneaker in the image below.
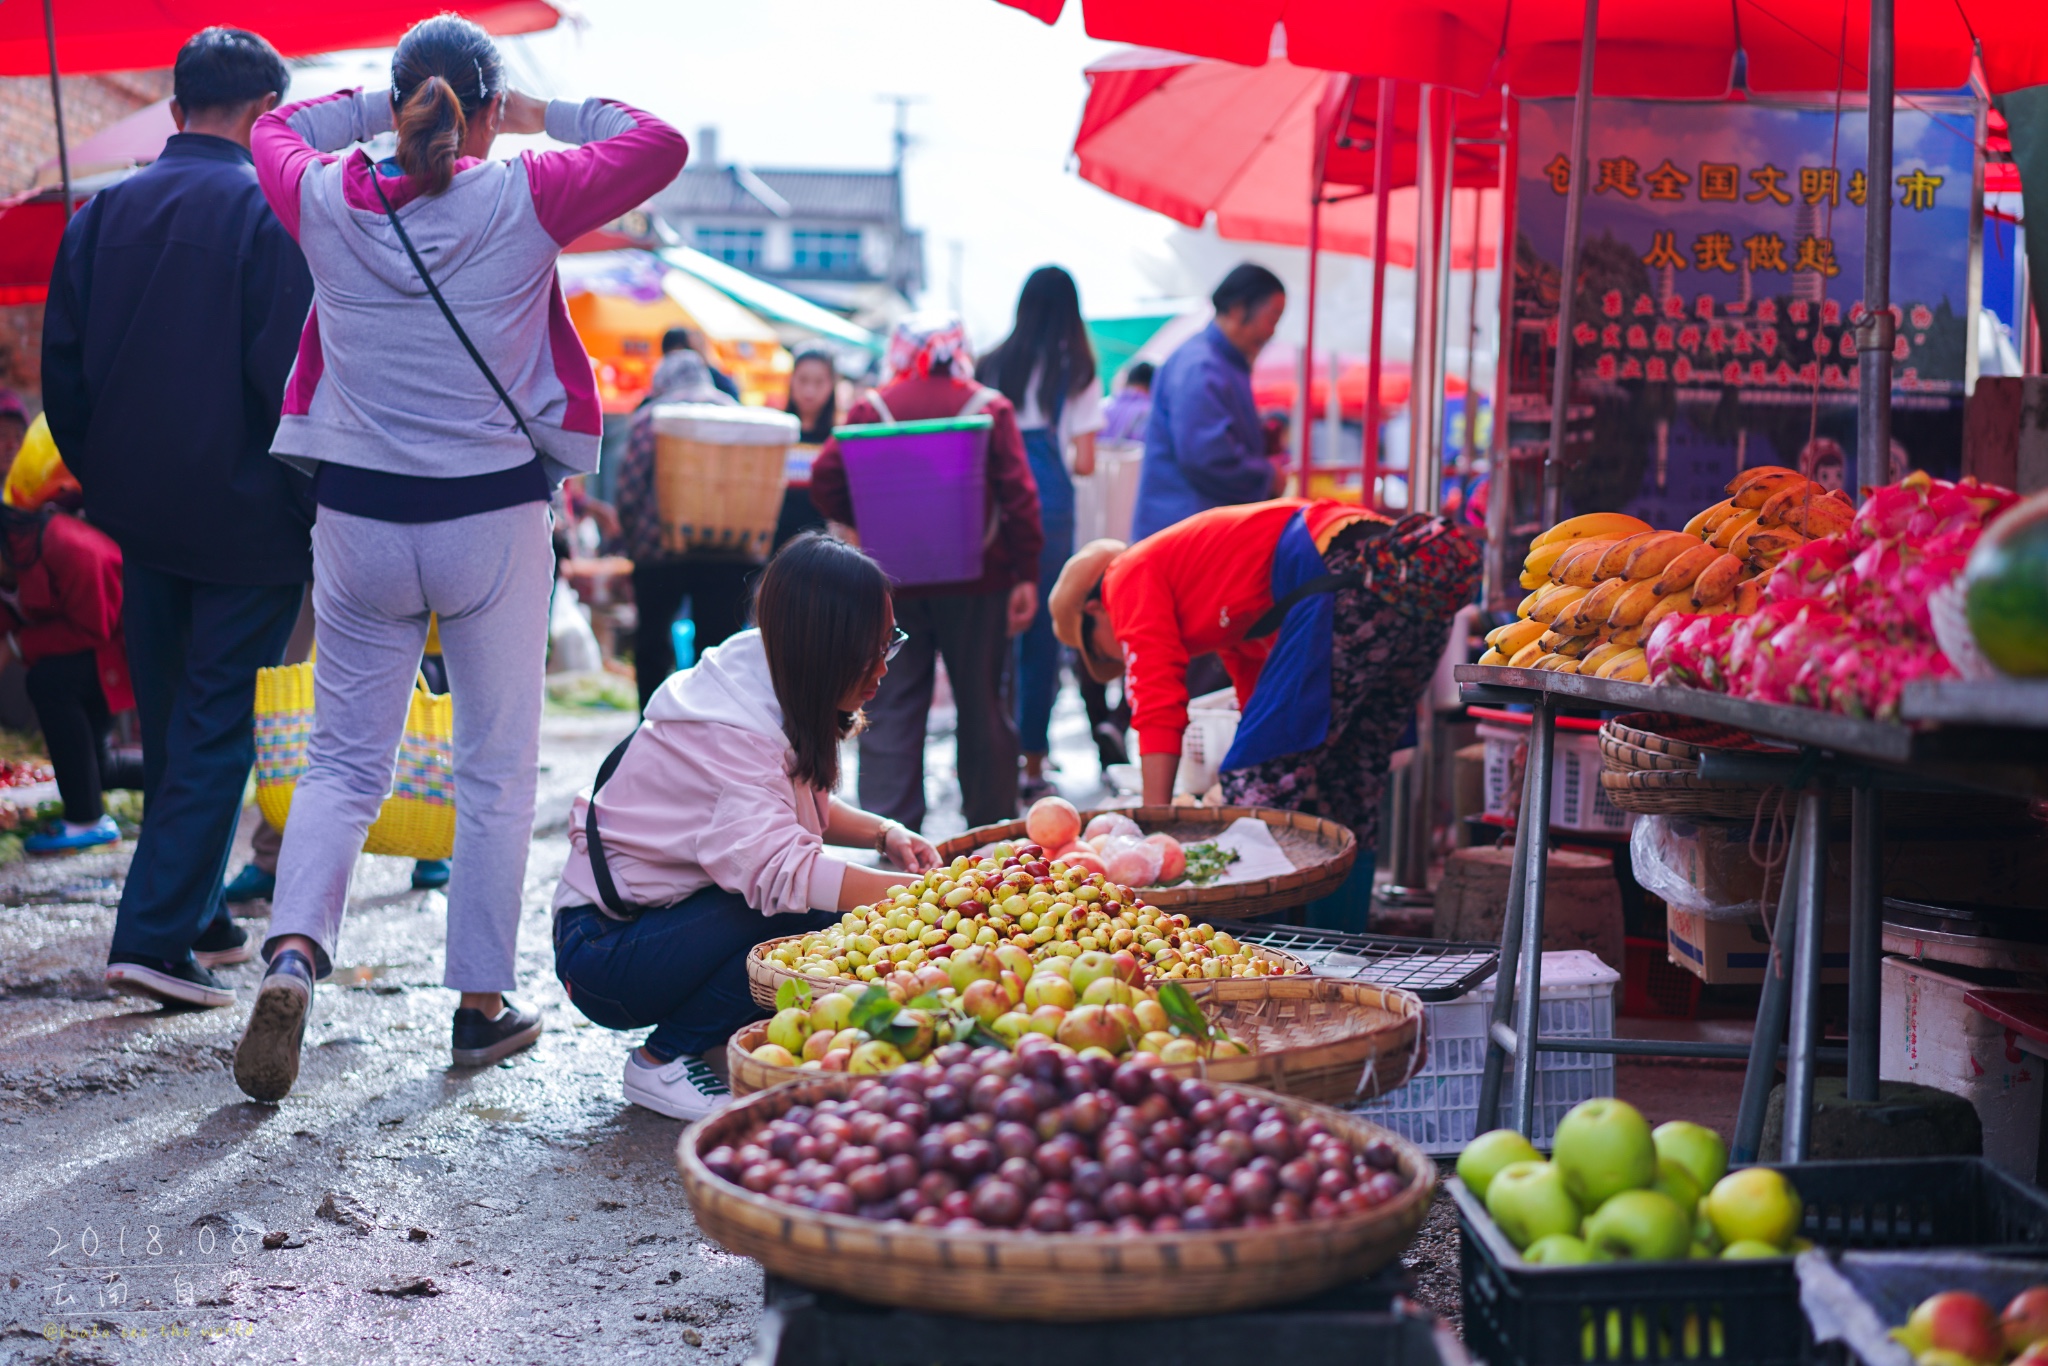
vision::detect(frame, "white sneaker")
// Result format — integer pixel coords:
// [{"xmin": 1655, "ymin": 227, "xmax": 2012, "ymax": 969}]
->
[{"xmin": 621, "ymin": 1052, "xmax": 728, "ymax": 1120}]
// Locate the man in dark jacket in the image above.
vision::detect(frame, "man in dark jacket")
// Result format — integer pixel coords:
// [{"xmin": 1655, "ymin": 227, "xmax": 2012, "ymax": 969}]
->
[{"xmin": 43, "ymin": 28, "xmax": 313, "ymax": 1009}]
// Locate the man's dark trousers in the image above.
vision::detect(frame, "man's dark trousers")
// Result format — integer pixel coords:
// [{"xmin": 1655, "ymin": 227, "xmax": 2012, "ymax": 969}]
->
[{"xmin": 108, "ymin": 565, "xmax": 302, "ymax": 964}]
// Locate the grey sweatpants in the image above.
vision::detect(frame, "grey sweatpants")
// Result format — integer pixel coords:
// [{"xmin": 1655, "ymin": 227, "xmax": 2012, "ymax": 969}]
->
[{"xmin": 265, "ymin": 503, "xmax": 553, "ymax": 993}]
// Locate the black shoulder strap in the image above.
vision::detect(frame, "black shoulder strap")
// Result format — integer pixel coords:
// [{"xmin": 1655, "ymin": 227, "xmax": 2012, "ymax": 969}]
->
[
  {"xmin": 1242, "ymin": 571, "xmax": 1364, "ymax": 640},
  {"xmin": 583, "ymin": 725, "xmax": 646, "ymax": 919},
  {"xmin": 370, "ymin": 171, "xmax": 543, "ymax": 457}
]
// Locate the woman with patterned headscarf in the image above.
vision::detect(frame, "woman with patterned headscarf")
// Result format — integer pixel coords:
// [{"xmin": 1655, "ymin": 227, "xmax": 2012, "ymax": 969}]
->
[{"xmin": 808, "ymin": 313, "xmax": 1044, "ymax": 831}]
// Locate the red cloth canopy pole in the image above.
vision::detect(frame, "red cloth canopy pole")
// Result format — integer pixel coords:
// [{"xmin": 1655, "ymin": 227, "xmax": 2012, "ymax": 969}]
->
[
  {"xmin": 42, "ymin": 0, "xmax": 68, "ymax": 222},
  {"xmin": 1363, "ymin": 77, "xmax": 1395, "ymax": 508},
  {"xmin": 1484, "ymin": 94, "xmax": 1519, "ymax": 607},
  {"xmin": 1541, "ymin": 0, "xmax": 1600, "ymax": 527}
]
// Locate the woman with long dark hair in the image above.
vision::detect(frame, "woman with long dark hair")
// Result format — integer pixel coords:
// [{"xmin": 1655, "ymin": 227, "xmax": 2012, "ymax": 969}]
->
[
  {"xmin": 977, "ymin": 266, "xmax": 1101, "ymax": 799},
  {"xmin": 552, "ymin": 533, "xmax": 940, "ymax": 1118},
  {"xmin": 231, "ymin": 14, "xmax": 687, "ymax": 1103},
  {"xmin": 773, "ymin": 348, "xmax": 836, "ymax": 549}
]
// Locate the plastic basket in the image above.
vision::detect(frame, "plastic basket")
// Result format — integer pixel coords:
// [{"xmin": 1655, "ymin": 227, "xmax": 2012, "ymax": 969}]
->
[
  {"xmin": 1622, "ymin": 935, "xmax": 1702, "ymax": 1019},
  {"xmin": 1175, "ymin": 687, "xmax": 1241, "ymax": 795},
  {"xmin": 1800, "ymin": 1250, "xmax": 2048, "ymax": 1366},
  {"xmin": 836, "ymin": 416, "xmax": 993, "ymax": 586},
  {"xmin": 1352, "ymin": 950, "xmax": 1617, "ymax": 1155},
  {"xmin": 1552, "ymin": 731, "xmax": 1635, "ymax": 834},
  {"xmin": 1455, "ymin": 1157, "xmax": 2048, "ymax": 1366},
  {"xmin": 651, "ymin": 402, "xmax": 798, "ymax": 561},
  {"xmin": 1478, "ymin": 723, "xmax": 1525, "ymax": 820}
]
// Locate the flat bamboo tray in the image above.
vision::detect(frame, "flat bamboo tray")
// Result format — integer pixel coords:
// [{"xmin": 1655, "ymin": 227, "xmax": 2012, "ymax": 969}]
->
[
  {"xmin": 745, "ymin": 934, "xmax": 1309, "ymax": 1011},
  {"xmin": 936, "ymin": 805, "xmax": 1356, "ymax": 920},
  {"xmin": 727, "ymin": 976, "xmax": 1427, "ymax": 1105},
  {"xmin": 676, "ymin": 1075, "xmax": 1437, "ymax": 1321}
]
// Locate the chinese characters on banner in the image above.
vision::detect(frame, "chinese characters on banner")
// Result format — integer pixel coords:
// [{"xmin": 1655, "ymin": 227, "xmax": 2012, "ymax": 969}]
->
[{"xmin": 1506, "ymin": 97, "xmax": 1979, "ymax": 535}]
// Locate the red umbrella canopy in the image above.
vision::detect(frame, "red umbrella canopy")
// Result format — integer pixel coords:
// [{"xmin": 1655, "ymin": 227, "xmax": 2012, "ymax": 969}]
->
[
  {"xmin": 1075, "ymin": 52, "xmax": 1502, "ymax": 266},
  {"xmin": 0, "ymin": 0, "xmax": 561, "ymax": 76},
  {"xmin": 1008, "ymin": 0, "xmax": 2048, "ymax": 97}
]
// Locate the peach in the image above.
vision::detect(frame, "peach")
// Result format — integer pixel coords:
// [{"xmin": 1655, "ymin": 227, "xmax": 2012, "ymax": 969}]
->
[
  {"xmin": 1084, "ymin": 812, "xmax": 1143, "ymax": 843},
  {"xmin": 1025, "ymin": 796, "xmax": 1081, "ymax": 850},
  {"xmin": 1104, "ymin": 839, "xmax": 1164, "ymax": 888},
  {"xmin": 1063, "ymin": 850, "xmax": 1108, "ymax": 877},
  {"xmin": 1146, "ymin": 833, "xmax": 1187, "ymax": 882}
]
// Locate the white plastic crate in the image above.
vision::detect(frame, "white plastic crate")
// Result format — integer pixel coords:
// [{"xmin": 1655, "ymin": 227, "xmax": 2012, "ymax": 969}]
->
[
  {"xmin": 1354, "ymin": 949, "xmax": 1619, "ymax": 1155},
  {"xmin": 1550, "ymin": 731, "xmax": 1634, "ymax": 834},
  {"xmin": 1477, "ymin": 723, "xmax": 1524, "ymax": 819},
  {"xmin": 1171, "ymin": 688, "xmax": 1240, "ymax": 795}
]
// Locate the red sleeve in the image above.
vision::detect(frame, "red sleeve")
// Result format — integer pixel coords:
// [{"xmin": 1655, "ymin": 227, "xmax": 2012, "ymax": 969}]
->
[
  {"xmin": 807, "ymin": 397, "xmax": 879, "ymax": 524},
  {"xmin": 1107, "ymin": 550, "xmax": 1193, "ymax": 757},
  {"xmin": 15, "ymin": 517, "xmax": 122, "ymax": 661},
  {"xmin": 524, "ymin": 101, "xmax": 690, "ymax": 247},
  {"xmin": 980, "ymin": 395, "xmax": 1043, "ymax": 587}
]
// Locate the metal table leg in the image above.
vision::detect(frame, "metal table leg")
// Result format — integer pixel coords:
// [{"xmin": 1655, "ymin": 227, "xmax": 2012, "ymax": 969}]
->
[
  {"xmin": 1475, "ymin": 703, "xmax": 1540, "ymax": 1133},
  {"xmin": 1732, "ymin": 814, "xmax": 1805, "ymax": 1164},
  {"xmin": 1509, "ymin": 699, "xmax": 1558, "ymax": 1137},
  {"xmin": 1782, "ymin": 787, "xmax": 1830, "ymax": 1162},
  {"xmin": 1847, "ymin": 782, "xmax": 1882, "ymax": 1102}
]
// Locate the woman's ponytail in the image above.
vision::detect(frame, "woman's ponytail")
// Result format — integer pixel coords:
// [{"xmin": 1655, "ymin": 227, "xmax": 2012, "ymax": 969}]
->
[
  {"xmin": 394, "ymin": 76, "xmax": 465, "ymax": 196},
  {"xmin": 389, "ymin": 13, "xmax": 503, "ymax": 197}
]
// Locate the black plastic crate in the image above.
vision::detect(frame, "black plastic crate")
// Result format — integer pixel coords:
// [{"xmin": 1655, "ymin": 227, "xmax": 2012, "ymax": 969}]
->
[
  {"xmin": 1800, "ymin": 1250, "xmax": 2048, "ymax": 1365},
  {"xmin": 1214, "ymin": 919, "xmax": 1500, "ymax": 1002},
  {"xmin": 1454, "ymin": 1158, "xmax": 2048, "ymax": 1366},
  {"xmin": 753, "ymin": 1272, "xmax": 1469, "ymax": 1366}
]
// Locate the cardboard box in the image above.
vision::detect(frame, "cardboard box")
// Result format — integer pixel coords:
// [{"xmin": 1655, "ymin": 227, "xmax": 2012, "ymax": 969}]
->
[
  {"xmin": 1666, "ymin": 904, "xmax": 1850, "ymax": 985},
  {"xmin": 1881, "ymin": 955, "xmax": 2041, "ymax": 1183}
]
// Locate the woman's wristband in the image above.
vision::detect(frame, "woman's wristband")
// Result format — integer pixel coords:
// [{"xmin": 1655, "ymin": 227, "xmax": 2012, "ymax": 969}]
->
[{"xmin": 873, "ymin": 819, "xmax": 903, "ymax": 856}]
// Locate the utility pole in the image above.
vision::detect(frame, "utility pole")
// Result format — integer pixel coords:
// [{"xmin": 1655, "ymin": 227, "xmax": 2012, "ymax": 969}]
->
[{"xmin": 876, "ymin": 94, "xmax": 926, "ymax": 173}]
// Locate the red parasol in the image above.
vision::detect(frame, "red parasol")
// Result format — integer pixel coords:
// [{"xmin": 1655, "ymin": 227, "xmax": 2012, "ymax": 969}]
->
[{"xmin": 1003, "ymin": 0, "xmax": 2048, "ymax": 97}]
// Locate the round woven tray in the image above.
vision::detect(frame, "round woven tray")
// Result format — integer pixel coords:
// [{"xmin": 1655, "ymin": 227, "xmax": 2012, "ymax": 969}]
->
[
  {"xmin": 1598, "ymin": 768, "xmax": 1777, "ymax": 819},
  {"xmin": 935, "ymin": 805, "xmax": 1356, "ymax": 920},
  {"xmin": 1597, "ymin": 731, "xmax": 1699, "ymax": 773},
  {"xmin": 745, "ymin": 935, "xmax": 1309, "ymax": 1012},
  {"xmin": 727, "ymin": 976, "xmax": 1427, "ymax": 1106},
  {"xmin": 1603, "ymin": 712, "xmax": 1773, "ymax": 762},
  {"xmin": 675, "ymin": 1075, "xmax": 1436, "ymax": 1320}
]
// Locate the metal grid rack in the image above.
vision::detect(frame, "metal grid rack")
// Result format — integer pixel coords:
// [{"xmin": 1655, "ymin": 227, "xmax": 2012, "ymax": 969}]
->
[{"xmin": 1215, "ymin": 920, "xmax": 1499, "ymax": 1002}]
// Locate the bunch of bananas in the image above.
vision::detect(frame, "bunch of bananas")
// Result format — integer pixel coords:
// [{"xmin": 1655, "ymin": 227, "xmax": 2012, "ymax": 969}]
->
[{"xmin": 1476, "ymin": 467, "xmax": 1851, "ymax": 679}]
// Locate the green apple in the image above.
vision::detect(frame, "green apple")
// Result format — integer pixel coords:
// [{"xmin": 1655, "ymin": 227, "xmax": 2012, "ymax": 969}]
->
[
  {"xmin": 807, "ymin": 991, "xmax": 855, "ymax": 1034},
  {"xmin": 1651, "ymin": 1156, "xmax": 1702, "ymax": 1214},
  {"xmin": 994, "ymin": 943, "xmax": 1035, "ymax": 980},
  {"xmin": 990, "ymin": 1011, "xmax": 1032, "ymax": 1044},
  {"xmin": 1081, "ymin": 975, "xmax": 1132, "ymax": 1007},
  {"xmin": 1704, "ymin": 1167, "xmax": 1802, "ymax": 1249},
  {"xmin": 847, "ymin": 1040, "xmax": 906, "ymax": 1074},
  {"xmin": 1583, "ymin": 1189, "xmax": 1692, "ymax": 1261},
  {"xmin": 1456, "ymin": 1129, "xmax": 1542, "ymax": 1204},
  {"xmin": 765, "ymin": 1007, "xmax": 811, "ymax": 1054},
  {"xmin": 947, "ymin": 945, "xmax": 1002, "ymax": 993},
  {"xmin": 1022, "ymin": 973, "xmax": 1076, "ymax": 1010},
  {"xmin": 1026, "ymin": 1005, "xmax": 1066, "ymax": 1036},
  {"xmin": 1485, "ymin": 1160, "xmax": 1581, "ymax": 1250},
  {"xmin": 800, "ymin": 1028, "xmax": 835, "ymax": 1064},
  {"xmin": 1719, "ymin": 1239, "xmax": 1783, "ymax": 1259},
  {"xmin": 1692, "ymin": 1199, "xmax": 1722, "ymax": 1254},
  {"xmin": 750, "ymin": 1042, "xmax": 797, "ymax": 1067},
  {"xmin": 1523, "ymin": 1233, "xmax": 1600, "ymax": 1265},
  {"xmin": 1688, "ymin": 1241, "xmax": 1716, "ymax": 1259},
  {"xmin": 1653, "ymin": 1120, "xmax": 1729, "ymax": 1193},
  {"xmin": 960, "ymin": 978, "xmax": 1010, "ymax": 1025},
  {"xmin": 1550, "ymin": 1098, "xmax": 1658, "ymax": 1210},
  {"xmin": 1069, "ymin": 950, "xmax": 1116, "ymax": 998}
]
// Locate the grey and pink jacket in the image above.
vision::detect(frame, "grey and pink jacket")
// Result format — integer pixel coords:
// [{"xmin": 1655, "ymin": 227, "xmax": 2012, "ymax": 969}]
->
[{"xmin": 253, "ymin": 89, "xmax": 688, "ymax": 484}]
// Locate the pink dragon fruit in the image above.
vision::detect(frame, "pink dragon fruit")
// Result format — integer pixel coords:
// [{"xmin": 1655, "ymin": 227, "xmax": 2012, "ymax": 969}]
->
[
  {"xmin": 1765, "ymin": 537, "xmax": 1854, "ymax": 602},
  {"xmin": 1647, "ymin": 613, "xmax": 1738, "ymax": 689}
]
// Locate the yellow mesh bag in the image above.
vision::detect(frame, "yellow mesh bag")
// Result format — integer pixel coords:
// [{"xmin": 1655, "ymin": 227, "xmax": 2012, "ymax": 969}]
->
[{"xmin": 253, "ymin": 661, "xmax": 455, "ymax": 860}]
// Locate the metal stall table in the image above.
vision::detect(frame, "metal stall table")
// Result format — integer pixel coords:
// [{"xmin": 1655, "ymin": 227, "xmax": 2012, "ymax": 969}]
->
[{"xmin": 1453, "ymin": 664, "xmax": 2048, "ymax": 1163}]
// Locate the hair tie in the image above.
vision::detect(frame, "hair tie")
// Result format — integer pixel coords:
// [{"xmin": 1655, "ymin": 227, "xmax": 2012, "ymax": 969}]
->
[{"xmin": 475, "ymin": 58, "xmax": 488, "ymax": 102}]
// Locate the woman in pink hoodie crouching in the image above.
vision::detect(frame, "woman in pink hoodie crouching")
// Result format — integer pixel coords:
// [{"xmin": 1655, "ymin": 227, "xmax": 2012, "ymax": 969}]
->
[{"xmin": 553, "ymin": 533, "xmax": 941, "ymax": 1119}]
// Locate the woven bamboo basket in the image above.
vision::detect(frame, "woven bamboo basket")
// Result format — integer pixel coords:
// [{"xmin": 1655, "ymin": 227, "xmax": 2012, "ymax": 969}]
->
[
  {"xmin": 726, "ymin": 976, "xmax": 1427, "ymax": 1105},
  {"xmin": 651, "ymin": 404, "xmax": 798, "ymax": 563},
  {"xmin": 745, "ymin": 935, "xmax": 1309, "ymax": 1011},
  {"xmin": 676, "ymin": 1075, "xmax": 1436, "ymax": 1320},
  {"xmin": 1597, "ymin": 768, "xmax": 1776, "ymax": 819},
  {"xmin": 935, "ymin": 805, "xmax": 1356, "ymax": 920},
  {"xmin": 1598, "ymin": 731, "xmax": 1700, "ymax": 773}
]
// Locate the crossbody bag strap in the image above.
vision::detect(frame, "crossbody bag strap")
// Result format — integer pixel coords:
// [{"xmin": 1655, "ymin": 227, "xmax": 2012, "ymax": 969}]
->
[
  {"xmin": 1242, "ymin": 571, "xmax": 1365, "ymax": 640},
  {"xmin": 864, "ymin": 389, "xmax": 896, "ymax": 425},
  {"xmin": 953, "ymin": 386, "xmax": 1007, "ymax": 549},
  {"xmin": 582, "ymin": 725, "xmax": 646, "ymax": 920},
  {"xmin": 371, "ymin": 171, "xmax": 543, "ymax": 458}
]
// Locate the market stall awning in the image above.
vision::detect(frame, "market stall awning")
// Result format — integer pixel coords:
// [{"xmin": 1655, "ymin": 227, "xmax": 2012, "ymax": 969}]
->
[
  {"xmin": 998, "ymin": 0, "xmax": 2048, "ymax": 97},
  {"xmin": 0, "ymin": 0, "xmax": 561, "ymax": 75},
  {"xmin": 33, "ymin": 98, "xmax": 173, "ymax": 187},
  {"xmin": 1075, "ymin": 52, "xmax": 1501, "ymax": 267},
  {"xmin": 658, "ymin": 245, "xmax": 879, "ymax": 354}
]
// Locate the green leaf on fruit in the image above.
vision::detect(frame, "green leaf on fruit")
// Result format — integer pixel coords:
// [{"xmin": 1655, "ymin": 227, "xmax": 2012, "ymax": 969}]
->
[
  {"xmin": 960, "ymin": 1018, "xmax": 1009, "ymax": 1050},
  {"xmin": 846, "ymin": 985, "xmax": 898, "ymax": 1035},
  {"xmin": 1181, "ymin": 842, "xmax": 1240, "ymax": 886},
  {"xmin": 905, "ymin": 992, "xmax": 946, "ymax": 1011},
  {"xmin": 1157, "ymin": 982, "xmax": 1215, "ymax": 1042},
  {"xmin": 774, "ymin": 978, "xmax": 812, "ymax": 1012}
]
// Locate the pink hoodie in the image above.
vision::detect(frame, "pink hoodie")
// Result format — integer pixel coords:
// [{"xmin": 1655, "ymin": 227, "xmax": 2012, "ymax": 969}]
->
[{"xmin": 554, "ymin": 630, "xmax": 850, "ymax": 919}]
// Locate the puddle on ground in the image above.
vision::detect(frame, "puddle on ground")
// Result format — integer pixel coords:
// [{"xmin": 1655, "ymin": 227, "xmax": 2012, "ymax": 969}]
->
[{"xmin": 466, "ymin": 1107, "xmax": 529, "ymax": 1124}]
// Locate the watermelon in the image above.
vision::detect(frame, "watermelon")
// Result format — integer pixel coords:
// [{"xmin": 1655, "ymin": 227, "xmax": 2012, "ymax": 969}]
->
[{"xmin": 1964, "ymin": 489, "xmax": 2048, "ymax": 676}]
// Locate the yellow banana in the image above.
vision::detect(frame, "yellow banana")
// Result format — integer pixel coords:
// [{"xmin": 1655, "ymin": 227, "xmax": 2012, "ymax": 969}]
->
[
  {"xmin": 1684, "ymin": 499, "xmax": 1734, "ymax": 538},
  {"xmin": 1606, "ymin": 578, "xmax": 1665, "ymax": 629},
  {"xmin": 1692, "ymin": 597, "xmax": 1735, "ymax": 618},
  {"xmin": 1580, "ymin": 640, "xmax": 1631, "ymax": 673},
  {"xmin": 1690, "ymin": 553, "xmax": 1745, "ymax": 608},
  {"xmin": 1477, "ymin": 648, "xmax": 1510, "ymax": 667},
  {"xmin": 1529, "ymin": 583, "xmax": 1591, "ymax": 624},
  {"xmin": 1709, "ymin": 508, "xmax": 1761, "ymax": 550},
  {"xmin": 1600, "ymin": 649, "xmax": 1651, "ymax": 681},
  {"xmin": 1726, "ymin": 464, "xmax": 1800, "ymax": 497},
  {"xmin": 1624, "ymin": 531, "xmax": 1704, "ymax": 581},
  {"xmin": 1569, "ymin": 577, "xmax": 1632, "ymax": 633},
  {"xmin": 1594, "ymin": 531, "xmax": 1662, "ymax": 580},
  {"xmin": 1557, "ymin": 538, "xmax": 1621, "ymax": 587},
  {"xmin": 1539, "ymin": 628, "xmax": 1597, "ymax": 657},
  {"xmin": 1726, "ymin": 518, "xmax": 1766, "ymax": 562},
  {"xmin": 1766, "ymin": 491, "xmax": 1856, "ymax": 539},
  {"xmin": 1641, "ymin": 590, "xmax": 1695, "ymax": 633},
  {"xmin": 1517, "ymin": 587, "xmax": 1545, "ymax": 618},
  {"xmin": 1550, "ymin": 657, "xmax": 1583, "ymax": 674},
  {"xmin": 1733, "ymin": 578, "xmax": 1763, "ymax": 615},
  {"xmin": 1731, "ymin": 468, "xmax": 1810, "ymax": 510},
  {"xmin": 1522, "ymin": 539, "xmax": 1578, "ymax": 581},
  {"xmin": 1702, "ymin": 500, "xmax": 1752, "ymax": 535},
  {"xmin": 1743, "ymin": 528, "xmax": 1808, "ymax": 566},
  {"xmin": 1530, "ymin": 511, "xmax": 1653, "ymax": 550},
  {"xmin": 1653, "ymin": 542, "xmax": 1722, "ymax": 596},
  {"xmin": 1487, "ymin": 618, "xmax": 1550, "ymax": 656},
  {"xmin": 1608, "ymin": 625, "xmax": 1645, "ymax": 649},
  {"xmin": 1594, "ymin": 646, "xmax": 1647, "ymax": 679},
  {"xmin": 1507, "ymin": 640, "xmax": 1546, "ymax": 669}
]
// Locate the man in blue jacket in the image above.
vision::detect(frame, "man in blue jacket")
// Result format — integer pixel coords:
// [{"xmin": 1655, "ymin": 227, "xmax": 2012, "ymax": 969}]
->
[
  {"xmin": 43, "ymin": 28, "xmax": 313, "ymax": 1009},
  {"xmin": 1130, "ymin": 264, "xmax": 1287, "ymax": 542}
]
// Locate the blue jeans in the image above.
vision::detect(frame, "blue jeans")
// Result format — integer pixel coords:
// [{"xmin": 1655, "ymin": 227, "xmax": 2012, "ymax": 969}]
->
[
  {"xmin": 110, "ymin": 566, "xmax": 303, "ymax": 963},
  {"xmin": 553, "ymin": 889, "xmax": 839, "ymax": 1059},
  {"xmin": 1016, "ymin": 429, "xmax": 1074, "ymax": 756}
]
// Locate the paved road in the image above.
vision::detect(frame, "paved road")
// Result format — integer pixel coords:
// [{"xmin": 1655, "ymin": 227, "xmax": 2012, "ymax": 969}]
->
[{"xmin": 0, "ymin": 690, "xmax": 1125, "ymax": 1365}]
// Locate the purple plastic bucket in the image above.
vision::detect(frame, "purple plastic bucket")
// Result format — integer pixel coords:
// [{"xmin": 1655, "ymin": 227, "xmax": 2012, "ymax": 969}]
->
[{"xmin": 836, "ymin": 416, "xmax": 993, "ymax": 586}]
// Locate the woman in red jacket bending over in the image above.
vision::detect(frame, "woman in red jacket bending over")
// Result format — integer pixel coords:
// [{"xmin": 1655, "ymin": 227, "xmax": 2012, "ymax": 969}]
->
[{"xmin": 0, "ymin": 507, "xmax": 140, "ymax": 853}]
